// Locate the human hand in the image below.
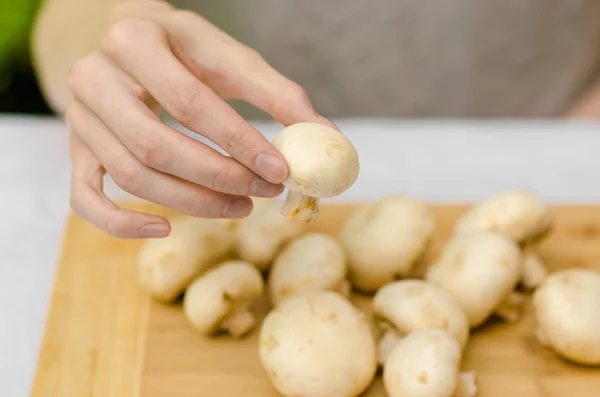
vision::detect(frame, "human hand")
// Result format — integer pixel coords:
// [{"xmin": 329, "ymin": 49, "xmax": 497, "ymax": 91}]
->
[{"xmin": 65, "ymin": 0, "xmax": 333, "ymax": 239}]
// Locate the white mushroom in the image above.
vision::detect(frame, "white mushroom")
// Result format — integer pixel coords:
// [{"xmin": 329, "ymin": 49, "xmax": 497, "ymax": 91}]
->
[
  {"xmin": 272, "ymin": 122, "xmax": 359, "ymax": 223},
  {"xmin": 136, "ymin": 216, "xmax": 236, "ymax": 302},
  {"xmin": 268, "ymin": 232, "xmax": 349, "ymax": 306},
  {"xmin": 183, "ymin": 260, "xmax": 264, "ymax": 338},
  {"xmin": 258, "ymin": 290, "xmax": 377, "ymax": 397},
  {"xmin": 454, "ymin": 189, "xmax": 553, "ymax": 245},
  {"xmin": 533, "ymin": 268, "xmax": 600, "ymax": 366},
  {"xmin": 373, "ymin": 280, "xmax": 470, "ymax": 366},
  {"xmin": 521, "ymin": 249, "xmax": 549, "ymax": 291},
  {"xmin": 425, "ymin": 232, "xmax": 524, "ymax": 328},
  {"xmin": 338, "ymin": 195, "xmax": 436, "ymax": 292},
  {"xmin": 383, "ymin": 329, "xmax": 477, "ymax": 397},
  {"xmin": 235, "ymin": 197, "xmax": 307, "ymax": 271},
  {"xmin": 455, "ymin": 189, "xmax": 554, "ymax": 290}
]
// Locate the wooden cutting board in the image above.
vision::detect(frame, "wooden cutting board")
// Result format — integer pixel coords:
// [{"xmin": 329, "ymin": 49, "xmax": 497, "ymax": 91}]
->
[{"xmin": 30, "ymin": 202, "xmax": 600, "ymax": 397}]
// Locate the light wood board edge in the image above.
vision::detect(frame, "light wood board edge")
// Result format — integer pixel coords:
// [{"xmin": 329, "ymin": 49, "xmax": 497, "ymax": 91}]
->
[{"xmin": 29, "ymin": 204, "xmax": 166, "ymax": 397}]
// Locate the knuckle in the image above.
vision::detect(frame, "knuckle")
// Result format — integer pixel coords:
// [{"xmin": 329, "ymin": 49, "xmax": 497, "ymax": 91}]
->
[
  {"xmin": 68, "ymin": 54, "xmax": 99, "ymax": 90},
  {"xmin": 241, "ymin": 46, "xmax": 264, "ymax": 63},
  {"xmin": 103, "ymin": 217, "xmax": 128, "ymax": 238},
  {"xmin": 266, "ymin": 82, "xmax": 311, "ymax": 121},
  {"xmin": 211, "ymin": 167, "xmax": 236, "ymax": 193},
  {"xmin": 64, "ymin": 104, "xmax": 79, "ymax": 131},
  {"xmin": 225, "ymin": 130, "xmax": 250, "ymax": 156},
  {"xmin": 111, "ymin": 160, "xmax": 143, "ymax": 195},
  {"xmin": 131, "ymin": 84, "xmax": 152, "ymax": 104},
  {"xmin": 102, "ymin": 18, "xmax": 161, "ymax": 57},
  {"xmin": 165, "ymin": 84, "xmax": 205, "ymax": 124},
  {"xmin": 204, "ymin": 63, "xmax": 234, "ymax": 85},
  {"xmin": 131, "ymin": 132, "xmax": 165, "ymax": 169},
  {"xmin": 287, "ymin": 82, "xmax": 310, "ymax": 104},
  {"xmin": 265, "ymin": 97, "xmax": 290, "ymax": 120},
  {"xmin": 187, "ymin": 191, "xmax": 210, "ymax": 216}
]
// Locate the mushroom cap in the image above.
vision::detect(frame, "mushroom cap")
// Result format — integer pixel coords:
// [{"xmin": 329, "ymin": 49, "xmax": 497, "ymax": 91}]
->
[
  {"xmin": 268, "ymin": 232, "xmax": 347, "ymax": 306},
  {"xmin": 455, "ymin": 189, "xmax": 553, "ymax": 245},
  {"xmin": 183, "ymin": 260, "xmax": 264, "ymax": 335},
  {"xmin": 373, "ymin": 280, "xmax": 469, "ymax": 349},
  {"xmin": 235, "ymin": 198, "xmax": 307, "ymax": 270},
  {"xmin": 272, "ymin": 122, "xmax": 359, "ymax": 198},
  {"xmin": 383, "ymin": 329, "xmax": 462, "ymax": 397},
  {"xmin": 258, "ymin": 290, "xmax": 377, "ymax": 397},
  {"xmin": 425, "ymin": 232, "xmax": 523, "ymax": 328},
  {"xmin": 338, "ymin": 195, "xmax": 436, "ymax": 292},
  {"xmin": 533, "ymin": 268, "xmax": 600, "ymax": 365},
  {"xmin": 137, "ymin": 216, "xmax": 236, "ymax": 302}
]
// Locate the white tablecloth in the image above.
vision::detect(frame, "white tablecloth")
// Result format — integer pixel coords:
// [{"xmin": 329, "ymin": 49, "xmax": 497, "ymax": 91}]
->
[{"xmin": 1, "ymin": 115, "xmax": 600, "ymax": 396}]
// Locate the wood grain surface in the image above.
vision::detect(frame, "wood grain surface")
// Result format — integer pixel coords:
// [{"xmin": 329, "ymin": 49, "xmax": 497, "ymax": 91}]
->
[{"xmin": 31, "ymin": 202, "xmax": 600, "ymax": 397}]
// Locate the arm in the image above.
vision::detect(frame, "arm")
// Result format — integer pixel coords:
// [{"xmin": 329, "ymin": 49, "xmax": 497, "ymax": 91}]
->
[
  {"xmin": 565, "ymin": 78, "xmax": 600, "ymax": 119},
  {"xmin": 31, "ymin": 0, "xmax": 162, "ymax": 114}
]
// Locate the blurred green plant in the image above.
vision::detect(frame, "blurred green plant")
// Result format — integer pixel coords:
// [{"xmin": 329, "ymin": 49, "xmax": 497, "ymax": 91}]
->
[{"xmin": 0, "ymin": 0, "xmax": 40, "ymax": 91}]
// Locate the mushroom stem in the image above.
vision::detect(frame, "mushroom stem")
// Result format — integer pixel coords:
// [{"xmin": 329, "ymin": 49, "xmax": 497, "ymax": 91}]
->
[
  {"xmin": 281, "ymin": 190, "xmax": 320, "ymax": 223},
  {"xmin": 454, "ymin": 371, "xmax": 478, "ymax": 397},
  {"xmin": 220, "ymin": 307, "xmax": 256, "ymax": 338},
  {"xmin": 377, "ymin": 329, "xmax": 404, "ymax": 366},
  {"xmin": 521, "ymin": 251, "xmax": 548, "ymax": 291},
  {"xmin": 494, "ymin": 291, "xmax": 526, "ymax": 323}
]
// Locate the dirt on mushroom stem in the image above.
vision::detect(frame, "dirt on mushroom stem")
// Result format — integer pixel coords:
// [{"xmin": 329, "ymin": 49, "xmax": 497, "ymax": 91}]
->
[{"xmin": 281, "ymin": 191, "xmax": 320, "ymax": 223}]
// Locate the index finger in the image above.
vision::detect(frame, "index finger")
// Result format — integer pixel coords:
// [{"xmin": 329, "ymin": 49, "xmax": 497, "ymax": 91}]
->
[{"xmin": 101, "ymin": 19, "xmax": 288, "ymax": 184}]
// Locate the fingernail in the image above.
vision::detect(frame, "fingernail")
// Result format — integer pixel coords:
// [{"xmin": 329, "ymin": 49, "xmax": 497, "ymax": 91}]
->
[
  {"xmin": 224, "ymin": 198, "xmax": 253, "ymax": 218},
  {"xmin": 255, "ymin": 153, "xmax": 288, "ymax": 183},
  {"xmin": 251, "ymin": 178, "xmax": 284, "ymax": 197},
  {"xmin": 140, "ymin": 224, "xmax": 170, "ymax": 238}
]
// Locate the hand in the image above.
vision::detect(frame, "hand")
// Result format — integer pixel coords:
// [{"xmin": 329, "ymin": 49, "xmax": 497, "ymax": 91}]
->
[{"xmin": 65, "ymin": 0, "xmax": 332, "ymax": 239}]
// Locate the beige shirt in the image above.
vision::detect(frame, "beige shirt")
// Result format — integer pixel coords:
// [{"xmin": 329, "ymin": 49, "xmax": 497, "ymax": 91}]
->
[{"xmin": 173, "ymin": 0, "xmax": 600, "ymax": 119}]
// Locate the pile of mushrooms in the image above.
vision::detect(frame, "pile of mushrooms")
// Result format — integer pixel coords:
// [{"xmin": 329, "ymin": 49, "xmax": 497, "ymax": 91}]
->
[{"xmin": 133, "ymin": 122, "xmax": 599, "ymax": 397}]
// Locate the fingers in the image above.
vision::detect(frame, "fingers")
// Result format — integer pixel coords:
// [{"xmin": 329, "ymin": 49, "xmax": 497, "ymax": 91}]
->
[
  {"xmin": 68, "ymin": 52, "xmax": 283, "ymax": 198},
  {"xmin": 65, "ymin": 99, "xmax": 254, "ymax": 219},
  {"xmin": 230, "ymin": 54, "xmax": 336, "ymax": 128},
  {"xmin": 101, "ymin": 18, "xmax": 289, "ymax": 184},
  {"xmin": 160, "ymin": 10, "xmax": 336, "ymax": 128},
  {"xmin": 69, "ymin": 134, "xmax": 172, "ymax": 239}
]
